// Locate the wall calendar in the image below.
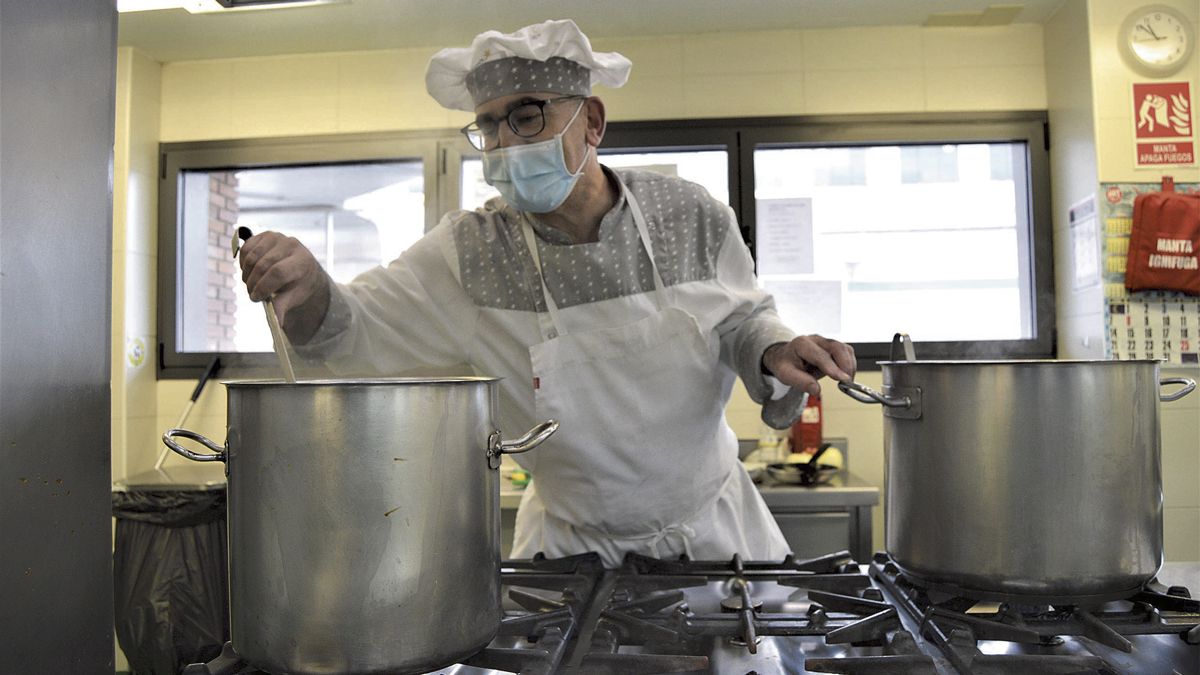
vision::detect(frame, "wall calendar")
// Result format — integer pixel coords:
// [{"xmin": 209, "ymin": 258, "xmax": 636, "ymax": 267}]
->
[{"xmin": 1100, "ymin": 181, "xmax": 1200, "ymax": 364}]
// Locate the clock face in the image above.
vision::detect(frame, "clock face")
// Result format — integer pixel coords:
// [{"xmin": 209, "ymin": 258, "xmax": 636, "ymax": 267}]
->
[
  {"xmin": 1130, "ymin": 11, "xmax": 1188, "ymax": 64},
  {"xmin": 1122, "ymin": 6, "xmax": 1194, "ymax": 74}
]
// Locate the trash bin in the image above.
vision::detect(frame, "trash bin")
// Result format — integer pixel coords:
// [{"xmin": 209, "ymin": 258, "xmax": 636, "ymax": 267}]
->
[{"xmin": 113, "ymin": 463, "xmax": 230, "ymax": 675}]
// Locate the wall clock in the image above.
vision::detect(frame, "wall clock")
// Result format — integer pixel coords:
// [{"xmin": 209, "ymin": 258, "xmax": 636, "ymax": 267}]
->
[{"xmin": 1119, "ymin": 4, "xmax": 1195, "ymax": 76}]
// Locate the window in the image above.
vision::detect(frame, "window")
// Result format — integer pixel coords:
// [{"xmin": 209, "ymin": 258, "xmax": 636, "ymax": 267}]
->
[
  {"xmin": 158, "ymin": 114, "xmax": 1051, "ymax": 377},
  {"xmin": 741, "ymin": 113, "xmax": 1052, "ymax": 363},
  {"xmin": 753, "ymin": 141, "xmax": 1029, "ymax": 342},
  {"xmin": 159, "ymin": 134, "xmax": 439, "ymax": 375},
  {"xmin": 177, "ymin": 162, "xmax": 424, "ymax": 354}
]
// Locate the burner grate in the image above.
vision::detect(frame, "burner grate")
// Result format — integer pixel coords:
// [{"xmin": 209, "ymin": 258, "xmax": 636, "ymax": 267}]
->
[
  {"xmin": 584, "ymin": 550, "xmax": 906, "ymax": 672},
  {"xmin": 869, "ymin": 552, "xmax": 1200, "ymax": 675}
]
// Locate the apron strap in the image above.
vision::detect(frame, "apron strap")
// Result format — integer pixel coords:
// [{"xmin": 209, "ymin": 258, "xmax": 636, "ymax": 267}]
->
[
  {"xmin": 520, "ymin": 179, "xmax": 669, "ymax": 339},
  {"xmin": 623, "ymin": 184, "xmax": 670, "ymax": 311},
  {"xmin": 519, "ymin": 220, "xmax": 565, "ymax": 339}
]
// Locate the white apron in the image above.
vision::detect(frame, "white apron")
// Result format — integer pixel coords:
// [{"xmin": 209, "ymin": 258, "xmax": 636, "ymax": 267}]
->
[{"xmin": 510, "ymin": 181, "xmax": 789, "ymax": 567}]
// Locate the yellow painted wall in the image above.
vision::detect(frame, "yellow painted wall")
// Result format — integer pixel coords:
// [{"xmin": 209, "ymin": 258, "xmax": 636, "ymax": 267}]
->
[
  {"xmin": 112, "ymin": 47, "xmax": 163, "ymax": 481},
  {"xmin": 1089, "ymin": 1, "xmax": 1200, "ymax": 184},
  {"xmin": 158, "ymin": 24, "xmax": 1047, "ymax": 141}
]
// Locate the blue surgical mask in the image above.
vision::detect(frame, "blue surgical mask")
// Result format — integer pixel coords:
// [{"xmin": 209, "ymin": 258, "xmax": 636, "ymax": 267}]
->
[{"xmin": 482, "ymin": 100, "xmax": 590, "ymax": 213}]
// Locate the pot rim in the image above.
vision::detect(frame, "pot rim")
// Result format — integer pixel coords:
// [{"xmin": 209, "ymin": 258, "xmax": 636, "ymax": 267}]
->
[{"xmin": 221, "ymin": 376, "xmax": 500, "ymax": 387}]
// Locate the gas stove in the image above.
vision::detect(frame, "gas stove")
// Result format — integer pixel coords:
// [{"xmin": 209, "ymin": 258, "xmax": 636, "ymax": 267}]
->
[{"xmin": 186, "ymin": 551, "xmax": 1199, "ymax": 675}]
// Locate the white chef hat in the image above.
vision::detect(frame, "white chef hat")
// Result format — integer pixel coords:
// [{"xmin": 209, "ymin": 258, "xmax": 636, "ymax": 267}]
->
[{"xmin": 425, "ymin": 19, "xmax": 632, "ymax": 112}]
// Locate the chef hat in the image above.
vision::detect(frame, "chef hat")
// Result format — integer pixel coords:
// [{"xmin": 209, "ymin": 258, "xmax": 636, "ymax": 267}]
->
[{"xmin": 425, "ymin": 19, "xmax": 632, "ymax": 111}]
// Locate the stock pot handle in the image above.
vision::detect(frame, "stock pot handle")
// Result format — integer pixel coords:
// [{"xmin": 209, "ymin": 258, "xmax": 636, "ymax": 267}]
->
[
  {"xmin": 838, "ymin": 380, "xmax": 912, "ymax": 408},
  {"xmin": 487, "ymin": 420, "xmax": 559, "ymax": 469},
  {"xmin": 162, "ymin": 428, "xmax": 227, "ymax": 462},
  {"xmin": 1160, "ymin": 377, "xmax": 1196, "ymax": 402}
]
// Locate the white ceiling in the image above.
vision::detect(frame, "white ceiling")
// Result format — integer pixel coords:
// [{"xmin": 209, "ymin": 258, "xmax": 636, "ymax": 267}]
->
[{"xmin": 118, "ymin": 0, "xmax": 1067, "ymax": 62}]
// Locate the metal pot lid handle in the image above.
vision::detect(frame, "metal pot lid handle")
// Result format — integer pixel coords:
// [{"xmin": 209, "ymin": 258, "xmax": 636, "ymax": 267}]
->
[
  {"xmin": 487, "ymin": 420, "xmax": 559, "ymax": 469},
  {"xmin": 1160, "ymin": 377, "xmax": 1196, "ymax": 402},
  {"xmin": 890, "ymin": 333, "xmax": 916, "ymax": 361},
  {"xmin": 163, "ymin": 428, "xmax": 227, "ymax": 463}
]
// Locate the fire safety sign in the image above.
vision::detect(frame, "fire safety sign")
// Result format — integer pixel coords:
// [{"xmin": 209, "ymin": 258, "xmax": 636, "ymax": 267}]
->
[{"xmin": 1132, "ymin": 81, "xmax": 1194, "ymax": 167}]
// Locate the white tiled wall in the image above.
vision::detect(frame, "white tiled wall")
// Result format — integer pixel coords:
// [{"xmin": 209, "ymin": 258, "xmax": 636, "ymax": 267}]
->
[
  {"xmin": 159, "ymin": 49, "xmax": 458, "ymax": 140},
  {"xmin": 1162, "ymin": 365, "xmax": 1200, "ymax": 561},
  {"xmin": 158, "ymin": 24, "xmax": 1047, "ymax": 142},
  {"xmin": 1047, "ymin": 0, "xmax": 1106, "ymax": 362}
]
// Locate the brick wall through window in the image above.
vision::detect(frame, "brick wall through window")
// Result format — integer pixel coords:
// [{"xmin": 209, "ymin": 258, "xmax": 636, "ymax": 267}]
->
[{"xmin": 207, "ymin": 172, "xmax": 240, "ymax": 351}]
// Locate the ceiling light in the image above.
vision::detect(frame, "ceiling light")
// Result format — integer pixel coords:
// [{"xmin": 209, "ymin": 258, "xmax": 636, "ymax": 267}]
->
[
  {"xmin": 924, "ymin": 4, "xmax": 1023, "ymax": 27},
  {"xmin": 117, "ymin": 0, "xmax": 189, "ymax": 11},
  {"xmin": 117, "ymin": 0, "xmax": 347, "ymax": 13}
]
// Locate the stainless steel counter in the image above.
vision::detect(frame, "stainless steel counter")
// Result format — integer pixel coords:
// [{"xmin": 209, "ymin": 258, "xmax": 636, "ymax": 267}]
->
[
  {"xmin": 754, "ymin": 470, "xmax": 879, "ymax": 561},
  {"xmin": 1160, "ymin": 561, "xmax": 1200, "ymax": 591}
]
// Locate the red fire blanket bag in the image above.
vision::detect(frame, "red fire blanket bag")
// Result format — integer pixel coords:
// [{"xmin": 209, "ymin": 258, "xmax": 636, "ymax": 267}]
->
[{"xmin": 1124, "ymin": 187, "xmax": 1200, "ymax": 295}]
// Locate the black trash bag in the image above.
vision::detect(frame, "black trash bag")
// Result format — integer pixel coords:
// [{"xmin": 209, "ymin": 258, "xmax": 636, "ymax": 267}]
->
[{"xmin": 113, "ymin": 489, "xmax": 230, "ymax": 675}]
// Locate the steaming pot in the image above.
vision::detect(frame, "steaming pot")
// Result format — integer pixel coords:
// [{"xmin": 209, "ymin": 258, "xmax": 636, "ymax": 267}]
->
[{"xmin": 842, "ymin": 335, "xmax": 1195, "ymax": 602}]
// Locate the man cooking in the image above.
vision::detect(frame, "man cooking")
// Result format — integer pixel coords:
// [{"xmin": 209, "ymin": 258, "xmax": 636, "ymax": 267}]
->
[{"xmin": 236, "ymin": 19, "xmax": 856, "ymax": 568}]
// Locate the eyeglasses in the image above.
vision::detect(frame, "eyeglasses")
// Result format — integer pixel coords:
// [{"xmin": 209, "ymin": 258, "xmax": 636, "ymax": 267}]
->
[{"xmin": 460, "ymin": 95, "xmax": 584, "ymax": 151}]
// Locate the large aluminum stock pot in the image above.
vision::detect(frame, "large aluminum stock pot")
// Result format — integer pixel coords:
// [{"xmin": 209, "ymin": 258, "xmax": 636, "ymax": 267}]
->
[
  {"xmin": 163, "ymin": 377, "xmax": 557, "ymax": 675},
  {"xmin": 841, "ymin": 336, "xmax": 1196, "ymax": 603}
]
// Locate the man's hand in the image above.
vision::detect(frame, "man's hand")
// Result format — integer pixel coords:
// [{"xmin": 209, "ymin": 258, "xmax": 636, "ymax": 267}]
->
[
  {"xmin": 237, "ymin": 232, "xmax": 331, "ymax": 344},
  {"xmin": 762, "ymin": 335, "xmax": 857, "ymax": 397}
]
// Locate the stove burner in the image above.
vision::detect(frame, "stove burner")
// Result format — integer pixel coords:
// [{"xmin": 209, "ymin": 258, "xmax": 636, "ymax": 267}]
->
[
  {"xmin": 720, "ymin": 589, "xmax": 764, "ymax": 613},
  {"xmin": 728, "ymin": 633, "xmax": 763, "ymax": 648}
]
